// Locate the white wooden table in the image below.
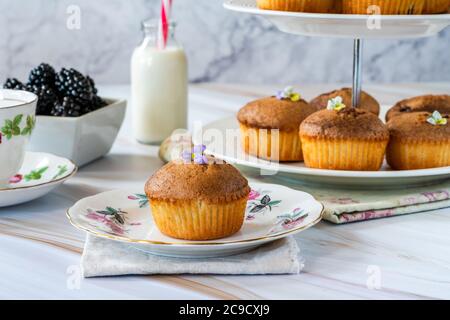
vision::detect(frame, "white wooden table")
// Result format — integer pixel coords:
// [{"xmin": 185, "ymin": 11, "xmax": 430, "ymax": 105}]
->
[{"xmin": 1, "ymin": 83, "xmax": 450, "ymax": 300}]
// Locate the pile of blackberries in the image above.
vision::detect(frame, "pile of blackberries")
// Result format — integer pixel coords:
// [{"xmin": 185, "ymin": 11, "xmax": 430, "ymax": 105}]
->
[{"xmin": 3, "ymin": 63, "xmax": 107, "ymax": 117}]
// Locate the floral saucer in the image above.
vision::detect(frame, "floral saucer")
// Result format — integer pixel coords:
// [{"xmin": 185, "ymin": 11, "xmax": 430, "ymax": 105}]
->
[
  {"xmin": 0, "ymin": 152, "xmax": 77, "ymax": 207},
  {"xmin": 67, "ymin": 183, "xmax": 323, "ymax": 258}
]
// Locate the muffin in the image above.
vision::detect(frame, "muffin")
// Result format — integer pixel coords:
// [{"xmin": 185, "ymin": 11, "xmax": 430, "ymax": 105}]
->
[
  {"xmin": 237, "ymin": 87, "xmax": 317, "ymax": 161},
  {"xmin": 422, "ymin": 0, "xmax": 449, "ymax": 13},
  {"xmin": 145, "ymin": 152, "xmax": 250, "ymax": 240},
  {"xmin": 385, "ymin": 94, "xmax": 450, "ymax": 122},
  {"xmin": 333, "ymin": 0, "xmax": 343, "ymax": 12},
  {"xmin": 300, "ymin": 105, "xmax": 389, "ymax": 171},
  {"xmin": 343, "ymin": 0, "xmax": 425, "ymax": 14},
  {"xmin": 310, "ymin": 88, "xmax": 380, "ymax": 116},
  {"xmin": 257, "ymin": 0, "xmax": 336, "ymax": 13},
  {"xmin": 386, "ymin": 111, "xmax": 450, "ymax": 170}
]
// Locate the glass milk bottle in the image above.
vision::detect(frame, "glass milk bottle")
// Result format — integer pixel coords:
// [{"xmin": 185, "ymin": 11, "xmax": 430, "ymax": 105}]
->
[{"xmin": 131, "ymin": 20, "xmax": 188, "ymax": 144}]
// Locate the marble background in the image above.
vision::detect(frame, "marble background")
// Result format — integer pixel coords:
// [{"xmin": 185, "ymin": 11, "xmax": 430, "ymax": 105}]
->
[{"xmin": 0, "ymin": 0, "xmax": 449, "ymax": 85}]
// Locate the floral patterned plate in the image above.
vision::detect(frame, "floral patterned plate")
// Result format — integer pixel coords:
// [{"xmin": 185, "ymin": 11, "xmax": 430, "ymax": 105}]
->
[
  {"xmin": 67, "ymin": 183, "xmax": 323, "ymax": 258},
  {"xmin": 0, "ymin": 152, "xmax": 77, "ymax": 207}
]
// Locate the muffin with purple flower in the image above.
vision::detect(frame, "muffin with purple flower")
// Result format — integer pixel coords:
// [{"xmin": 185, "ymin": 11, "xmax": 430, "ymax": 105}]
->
[
  {"xmin": 237, "ymin": 86, "xmax": 317, "ymax": 161},
  {"xmin": 300, "ymin": 99, "xmax": 389, "ymax": 171},
  {"xmin": 310, "ymin": 87, "xmax": 380, "ymax": 116},
  {"xmin": 145, "ymin": 145, "xmax": 250, "ymax": 240}
]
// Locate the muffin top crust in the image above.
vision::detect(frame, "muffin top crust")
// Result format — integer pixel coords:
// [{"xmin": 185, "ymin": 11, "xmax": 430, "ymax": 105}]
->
[
  {"xmin": 145, "ymin": 158, "xmax": 250, "ymax": 203},
  {"xmin": 386, "ymin": 94, "xmax": 450, "ymax": 122},
  {"xmin": 387, "ymin": 111, "xmax": 450, "ymax": 141},
  {"xmin": 237, "ymin": 96, "xmax": 317, "ymax": 131},
  {"xmin": 300, "ymin": 108, "xmax": 389, "ymax": 141},
  {"xmin": 310, "ymin": 88, "xmax": 380, "ymax": 116}
]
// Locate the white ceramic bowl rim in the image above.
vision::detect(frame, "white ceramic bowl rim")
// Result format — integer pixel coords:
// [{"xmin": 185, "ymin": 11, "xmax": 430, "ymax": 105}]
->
[
  {"xmin": 35, "ymin": 97, "xmax": 121, "ymax": 121},
  {"xmin": 0, "ymin": 89, "xmax": 38, "ymax": 109}
]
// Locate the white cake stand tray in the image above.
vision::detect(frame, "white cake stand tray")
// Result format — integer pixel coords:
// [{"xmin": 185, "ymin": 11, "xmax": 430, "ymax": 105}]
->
[{"xmin": 224, "ymin": 0, "xmax": 450, "ymax": 39}]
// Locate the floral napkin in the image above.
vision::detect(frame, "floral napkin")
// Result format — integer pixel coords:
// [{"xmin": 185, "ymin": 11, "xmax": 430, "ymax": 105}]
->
[
  {"xmin": 262, "ymin": 177, "xmax": 450, "ymax": 224},
  {"xmin": 81, "ymin": 235, "xmax": 303, "ymax": 277},
  {"xmin": 317, "ymin": 184, "xmax": 450, "ymax": 224}
]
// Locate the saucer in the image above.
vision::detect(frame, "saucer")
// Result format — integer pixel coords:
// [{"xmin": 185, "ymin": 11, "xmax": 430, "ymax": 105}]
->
[
  {"xmin": 67, "ymin": 183, "xmax": 323, "ymax": 258},
  {"xmin": 0, "ymin": 152, "xmax": 77, "ymax": 207}
]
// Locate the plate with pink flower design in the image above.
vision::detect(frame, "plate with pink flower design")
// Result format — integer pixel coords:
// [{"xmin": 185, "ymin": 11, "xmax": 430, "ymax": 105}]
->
[
  {"xmin": 66, "ymin": 183, "xmax": 323, "ymax": 258},
  {"xmin": 0, "ymin": 152, "xmax": 77, "ymax": 207}
]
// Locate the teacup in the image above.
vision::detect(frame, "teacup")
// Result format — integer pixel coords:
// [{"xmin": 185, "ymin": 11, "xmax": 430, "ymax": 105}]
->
[{"xmin": 0, "ymin": 89, "xmax": 37, "ymax": 186}]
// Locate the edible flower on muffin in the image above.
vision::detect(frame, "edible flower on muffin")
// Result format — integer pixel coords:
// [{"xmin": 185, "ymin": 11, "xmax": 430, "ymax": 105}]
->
[
  {"xmin": 181, "ymin": 144, "xmax": 208, "ymax": 164},
  {"xmin": 427, "ymin": 111, "xmax": 448, "ymax": 126},
  {"xmin": 276, "ymin": 86, "xmax": 301, "ymax": 102},
  {"xmin": 327, "ymin": 96, "xmax": 346, "ymax": 111}
]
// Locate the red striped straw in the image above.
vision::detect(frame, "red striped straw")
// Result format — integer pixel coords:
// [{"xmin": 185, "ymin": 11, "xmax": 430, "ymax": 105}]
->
[{"xmin": 158, "ymin": 0, "xmax": 173, "ymax": 50}]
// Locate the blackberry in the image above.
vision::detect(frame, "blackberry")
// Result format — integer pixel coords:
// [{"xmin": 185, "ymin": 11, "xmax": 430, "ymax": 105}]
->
[
  {"xmin": 28, "ymin": 63, "xmax": 56, "ymax": 88},
  {"xmin": 55, "ymin": 68, "xmax": 94, "ymax": 105},
  {"xmin": 27, "ymin": 84, "xmax": 59, "ymax": 115},
  {"xmin": 3, "ymin": 78, "xmax": 26, "ymax": 90},
  {"xmin": 90, "ymin": 95, "xmax": 107, "ymax": 111},
  {"xmin": 87, "ymin": 76, "xmax": 98, "ymax": 95},
  {"xmin": 49, "ymin": 104, "xmax": 65, "ymax": 117},
  {"xmin": 51, "ymin": 97, "xmax": 83, "ymax": 117}
]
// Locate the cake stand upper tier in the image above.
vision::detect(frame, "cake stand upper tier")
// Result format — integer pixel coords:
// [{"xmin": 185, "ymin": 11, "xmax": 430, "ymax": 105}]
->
[{"xmin": 224, "ymin": 0, "xmax": 450, "ymax": 39}]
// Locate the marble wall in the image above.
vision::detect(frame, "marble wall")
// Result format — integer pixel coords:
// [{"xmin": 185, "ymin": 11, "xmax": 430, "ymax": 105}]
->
[{"xmin": 1, "ymin": 0, "xmax": 449, "ymax": 85}]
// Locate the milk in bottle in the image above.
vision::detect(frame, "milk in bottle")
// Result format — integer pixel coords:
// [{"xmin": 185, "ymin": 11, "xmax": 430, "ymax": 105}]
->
[{"xmin": 131, "ymin": 20, "xmax": 188, "ymax": 144}]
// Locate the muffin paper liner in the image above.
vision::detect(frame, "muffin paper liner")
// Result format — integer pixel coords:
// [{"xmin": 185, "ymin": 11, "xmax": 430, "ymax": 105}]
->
[
  {"xmin": 423, "ymin": 0, "xmax": 449, "ymax": 13},
  {"xmin": 257, "ymin": 0, "xmax": 336, "ymax": 12},
  {"xmin": 387, "ymin": 138, "xmax": 450, "ymax": 170},
  {"xmin": 300, "ymin": 136, "xmax": 388, "ymax": 171},
  {"xmin": 150, "ymin": 198, "xmax": 247, "ymax": 241},
  {"xmin": 240, "ymin": 124, "xmax": 303, "ymax": 161},
  {"xmin": 343, "ymin": 0, "xmax": 425, "ymax": 14}
]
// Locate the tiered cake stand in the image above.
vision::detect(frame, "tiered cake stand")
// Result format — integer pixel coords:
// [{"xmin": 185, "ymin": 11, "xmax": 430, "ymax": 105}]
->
[
  {"xmin": 224, "ymin": 0, "xmax": 450, "ymax": 107},
  {"xmin": 203, "ymin": 0, "xmax": 450, "ymax": 188}
]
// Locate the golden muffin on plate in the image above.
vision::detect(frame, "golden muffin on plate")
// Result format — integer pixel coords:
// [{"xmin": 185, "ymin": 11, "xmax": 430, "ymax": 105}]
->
[
  {"xmin": 342, "ymin": 0, "xmax": 425, "ymax": 14},
  {"xmin": 310, "ymin": 87, "xmax": 380, "ymax": 116},
  {"xmin": 257, "ymin": 0, "xmax": 337, "ymax": 12},
  {"xmin": 145, "ymin": 148, "xmax": 250, "ymax": 241},
  {"xmin": 422, "ymin": 0, "xmax": 449, "ymax": 13},
  {"xmin": 237, "ymin": 86, "xmax": 317, "ymax": 161},
  {"xmin": 300, "ymin": 98, "xmax": 389, "ymax": 171},
  {"xmin": 385, "ymin": 94, "xmax": 450, "ymax": 122},
  {"xmin": 386, "ymin": 111, "xmax": 450, "ymax": 170}
]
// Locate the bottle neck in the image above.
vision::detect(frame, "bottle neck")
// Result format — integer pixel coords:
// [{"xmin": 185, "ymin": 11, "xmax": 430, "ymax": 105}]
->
[{"xmin": 141, "ymin": 20, "xmax": 178, "ymax": 49}]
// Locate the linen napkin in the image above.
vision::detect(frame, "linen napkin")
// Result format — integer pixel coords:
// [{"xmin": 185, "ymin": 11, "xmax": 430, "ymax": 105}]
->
[
  {"xmin": 320, "ymin": 189, "xmax": 450, "ymax": 224},
  {"xmin": 81, "ymin": 235, "xmax": 303, "ymax": 277}
]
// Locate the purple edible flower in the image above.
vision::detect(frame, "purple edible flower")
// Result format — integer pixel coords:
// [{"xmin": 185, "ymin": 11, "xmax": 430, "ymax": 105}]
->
[
  {"xmin": 276, "ymin": 90, "xmax": 285, "ymax": 100},
  {"xmin": 193, "ymin": 144, "xmax": 206, "ymax": 154},
  {"xmin": 182, "ymin": 144, "xmax": 208, "ymax": 164},
  {"xmin": 181, "ymin": 150, "xmax": 193, "ymax": 163},
  {"xmin": 193, "ymin": 153, "xmax": 208, "ymax": 165}
]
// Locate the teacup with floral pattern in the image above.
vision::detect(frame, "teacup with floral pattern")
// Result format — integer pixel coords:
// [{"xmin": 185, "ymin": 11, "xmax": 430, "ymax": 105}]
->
[{"xmin": 0, "ymin": 89, "xmax": 37, "ymax": 186}]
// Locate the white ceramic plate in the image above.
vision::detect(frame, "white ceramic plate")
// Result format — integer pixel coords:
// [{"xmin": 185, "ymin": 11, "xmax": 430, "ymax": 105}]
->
[
  {"xmin": 66, "ymin": 183, "xmax": 323, "ymax": 258},
  {"xmin": 224, "ymin": 0, "xmax": 450, "ymax": 39},
  {"xmin": 0, "ymin": 152, "xmax": 77, "ymax": 207},
  {"xmin": 201, "ymin": 117, "xmax": 450, "ymax": 188}
]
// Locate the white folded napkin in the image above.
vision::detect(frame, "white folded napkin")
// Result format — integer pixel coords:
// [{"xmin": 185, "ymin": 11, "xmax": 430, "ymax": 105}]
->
[{"xmin": 81, "ymin": 235, "xmax": 303, "ymax": 277}]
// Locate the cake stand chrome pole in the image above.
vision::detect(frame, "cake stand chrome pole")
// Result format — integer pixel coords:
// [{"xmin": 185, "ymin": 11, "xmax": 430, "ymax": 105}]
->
[{"xmin": 352, "ymin": 38, "xmax": 363, "ymax": 108}]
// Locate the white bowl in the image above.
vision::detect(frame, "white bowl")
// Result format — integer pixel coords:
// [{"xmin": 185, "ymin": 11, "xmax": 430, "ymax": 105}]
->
[{"xmin": 28, "ymin": 98, "xmax": 126, "ymax": 166}]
